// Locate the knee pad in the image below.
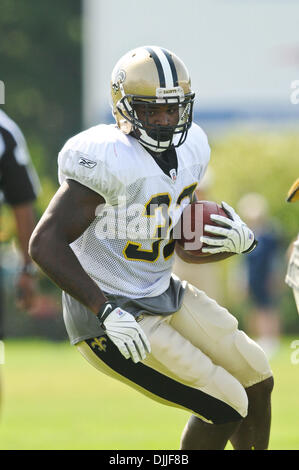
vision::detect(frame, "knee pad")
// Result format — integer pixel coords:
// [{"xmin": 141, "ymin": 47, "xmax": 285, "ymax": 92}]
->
[
  {"xmin": 199, "ymin": 365, "xmax": 248, "ymax": 420},
  {"xmin": 234, "ymin": 330, "xmax": 272, "ymax": 378}
]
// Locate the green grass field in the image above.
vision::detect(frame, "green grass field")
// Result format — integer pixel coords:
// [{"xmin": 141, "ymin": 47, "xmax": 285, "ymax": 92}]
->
[{"xmin": 0, "ymin": 337, "xmax": 298, "ymax": 450}]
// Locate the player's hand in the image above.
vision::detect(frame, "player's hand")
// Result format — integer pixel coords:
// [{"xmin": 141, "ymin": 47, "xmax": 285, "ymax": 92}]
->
[
  {"xmin": 96, "ymin": 302, "xmax": 151, "ymax": 363},
  {"xmin": 200, "ymin": 201, "xmax": 256, "ymax": 254},
  {"xmin": 16, "ymin": 272, "xmax": 37, "ymax": 311}
]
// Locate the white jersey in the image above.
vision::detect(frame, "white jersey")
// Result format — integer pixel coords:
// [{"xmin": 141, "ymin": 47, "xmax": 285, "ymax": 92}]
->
[{"xmin": 58, "ymin": 122, "xmax": 210, "ymax": 298}]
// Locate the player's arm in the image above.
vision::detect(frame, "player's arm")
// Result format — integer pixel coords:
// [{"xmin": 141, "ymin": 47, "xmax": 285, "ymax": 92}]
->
[
  {"xmin": 12, "ymin": 202, "xmax": 37, "ymax": 309},
  {"xmin": 174, "ymin": 239, "xmax": 235, "ymax": 264},
  {"xmin": 12, "ymin": 203, "xmax": 36, "ymax": 267},
  {"xmin": 29, "ymin": 179, "xmax": 108, "ymax": 313},
  {"xmin": 175, "ymin": 242, "xmax": 199, "ymax": 263},
  {"xmin": 29, "ymin": 179, "xmax": 150, "ymax": 362}
]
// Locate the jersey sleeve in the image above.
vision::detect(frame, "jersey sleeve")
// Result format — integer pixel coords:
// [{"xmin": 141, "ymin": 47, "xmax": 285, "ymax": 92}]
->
[
  {"xmin": 58, "ymin": 127, "xmax": 124, "ymax": 205},
  {"xmin": 0, "ymin": 127, "xmax": 40, "ymax": 206}
]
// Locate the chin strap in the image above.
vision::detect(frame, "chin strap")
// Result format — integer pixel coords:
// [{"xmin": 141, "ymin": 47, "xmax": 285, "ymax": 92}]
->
[{"xmin": 139, "ymin": 133, "xmax": 170, "ymax": 152}]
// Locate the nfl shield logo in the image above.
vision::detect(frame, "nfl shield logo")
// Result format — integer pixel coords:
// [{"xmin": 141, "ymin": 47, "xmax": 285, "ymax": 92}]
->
[{"xmin": 169, "ymin": 168, "xmax": 177, "ymax": 181}]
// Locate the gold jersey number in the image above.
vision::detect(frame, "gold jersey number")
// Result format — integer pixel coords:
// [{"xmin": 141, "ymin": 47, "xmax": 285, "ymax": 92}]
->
[{"xmin": 123, "ymin": 183, "xmax": 197, "ymax": 263}]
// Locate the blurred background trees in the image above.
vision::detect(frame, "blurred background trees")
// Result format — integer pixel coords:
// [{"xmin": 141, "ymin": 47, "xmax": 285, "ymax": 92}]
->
[
  {"xmin": 208, "ymin": 132, "xmax": 299, "ymax": 334},
  {"xmin": 0, "ymin": 0, "xmax": 82, "ymax": 202},
  {"xmin": 1, "ymin": 0, "xmax": 82, "ymax": 340}
]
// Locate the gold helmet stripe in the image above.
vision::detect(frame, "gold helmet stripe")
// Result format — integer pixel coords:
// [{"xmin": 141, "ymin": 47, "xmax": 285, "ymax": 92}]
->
[
  {"xmin": 145, "ymin": 46, "xmax": 177, "ymax": 89},
  {"xmin": 162, "ymin": 48, "xmax": 179, "ymax": 87}
]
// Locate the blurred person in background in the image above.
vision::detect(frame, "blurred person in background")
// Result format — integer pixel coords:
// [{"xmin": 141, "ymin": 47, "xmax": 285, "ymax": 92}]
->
[
  {"xmin": 0, "ymin": 109, "xmax": 40, "ymax": 408},
  {"xmin": 237, "ymin": 193, "xmax": 283, "ymax": 358},
  {"xmin": 0, "ymin": 109, "xmax": 40, "ymax": 315},
  {"xmin": 285, "ymin": 178, "xmax": 299, "ymax": 314}
]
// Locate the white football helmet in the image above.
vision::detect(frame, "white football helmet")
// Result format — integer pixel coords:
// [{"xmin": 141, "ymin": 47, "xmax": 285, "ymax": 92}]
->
[{"xmin": 111, "ymin": 46, "xmax": 195, "ymax": 152}]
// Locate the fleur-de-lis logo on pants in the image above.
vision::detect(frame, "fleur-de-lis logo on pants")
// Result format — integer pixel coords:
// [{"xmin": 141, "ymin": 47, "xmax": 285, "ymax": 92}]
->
[{"xmin": 91, "ymin": 336, "xmax": 107, "ymax": 352}]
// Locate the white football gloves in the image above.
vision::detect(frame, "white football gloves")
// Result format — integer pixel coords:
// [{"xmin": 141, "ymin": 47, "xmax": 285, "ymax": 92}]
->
[
  {"xmin": 200, "ymin": 201, "xmax": 256, "ymax": 254},
  {"xmin": 97, "ymin": 302, "xmax": 151, "ymax": 363}
]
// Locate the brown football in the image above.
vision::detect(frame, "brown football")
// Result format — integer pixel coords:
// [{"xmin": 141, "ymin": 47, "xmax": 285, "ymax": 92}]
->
[{"xmin": 176, "ymin": 200, "xmax": 236, "ymax": 263}]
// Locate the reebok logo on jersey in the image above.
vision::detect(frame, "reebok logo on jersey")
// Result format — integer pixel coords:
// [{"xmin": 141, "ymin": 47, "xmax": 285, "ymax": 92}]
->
[{"xmin": 78, "ymin": 157, "xmax": 97, "ymax": 169}]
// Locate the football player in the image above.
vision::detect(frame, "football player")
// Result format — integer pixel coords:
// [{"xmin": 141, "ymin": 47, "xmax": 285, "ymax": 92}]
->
[
  {"xmin": 0, "ymin": 109, "xmax": 40, "ymax": 318},
  {"xmin": 29, "ymin": 46, "xmax": 273, "ymax": 450},
  {"xmin": 285, "ymin": 178, "xmax": 299, "ymax": 314},
  {"xmin": 0, "ymin": 109, "xmax": 40, "ymax": 410}
]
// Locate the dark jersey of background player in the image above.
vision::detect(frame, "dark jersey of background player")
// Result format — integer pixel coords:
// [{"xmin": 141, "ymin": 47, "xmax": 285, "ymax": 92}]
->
[{"xmin": 0, "ymin": 109, "xmax": 40, "ymax": 340}]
